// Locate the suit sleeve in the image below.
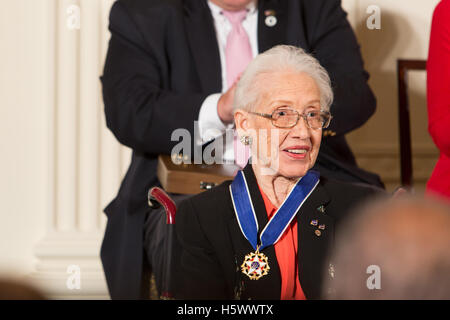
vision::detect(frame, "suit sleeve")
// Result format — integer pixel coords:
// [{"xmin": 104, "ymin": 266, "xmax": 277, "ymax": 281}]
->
[
  {"xmin": 427, "ymin": 0, "xmax": 450, "ymax": 157},
  {"xmin": 101, "ymin": 1, "xmax": 208, "ymax": 155},
  {"xmin": 174, "ymin": 199, "xmax": 229, "ymax": 299},
  {"xmin": 305, "ymin": 0, "xmax": 376, "ymax": 136}
]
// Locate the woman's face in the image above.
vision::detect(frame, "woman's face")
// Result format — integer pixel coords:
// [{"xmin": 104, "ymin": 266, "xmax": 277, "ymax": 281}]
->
[{"xmin": 238, "ymin": 71, "xmax": 323, "ymax": 179}]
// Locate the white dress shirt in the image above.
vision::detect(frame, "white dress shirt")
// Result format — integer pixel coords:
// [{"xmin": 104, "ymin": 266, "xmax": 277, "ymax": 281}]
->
[{"xmin": 197, "ymin": 0, "xmax": 258, "ymax": 161}]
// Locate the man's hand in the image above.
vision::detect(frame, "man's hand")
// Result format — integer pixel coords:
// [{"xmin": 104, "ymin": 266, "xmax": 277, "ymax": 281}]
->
[{"xmin": 217, "ymin": 81, "xmax": 238, "ymax": 125}]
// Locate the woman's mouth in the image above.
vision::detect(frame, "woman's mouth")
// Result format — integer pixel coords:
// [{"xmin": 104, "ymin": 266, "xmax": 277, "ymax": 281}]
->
[{"xmin": 282, "ymin": 146, "xmax": 310, "ymax": 159}]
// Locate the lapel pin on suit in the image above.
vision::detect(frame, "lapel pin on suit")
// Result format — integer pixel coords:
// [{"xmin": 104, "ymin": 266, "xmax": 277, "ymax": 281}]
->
[
  {"xmin": 317, "ymin": 205, "xmax": 326, "ymax": 213},
  {"xmin": 264, "ymin": 9, "xmax": 277, "ymax": 27},
  {"xmin": 311, "ymin": 218, "xmax": 326, "ymax": 236}
]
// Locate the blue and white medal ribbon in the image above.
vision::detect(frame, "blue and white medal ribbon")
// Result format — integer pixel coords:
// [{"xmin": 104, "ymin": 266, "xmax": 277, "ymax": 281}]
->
[{"xmin": 230, "ymin": 170, "xmax": 320, "ymax": 280}]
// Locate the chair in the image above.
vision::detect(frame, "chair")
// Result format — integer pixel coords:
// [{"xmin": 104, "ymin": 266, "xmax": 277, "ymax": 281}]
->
[
  {"xmin": 147, "ymin": 187, "xmax": 177, "ymax": 299},
  {"xmin": 397, "ymin": 59, "xmax": 427, "ymax": 187}
]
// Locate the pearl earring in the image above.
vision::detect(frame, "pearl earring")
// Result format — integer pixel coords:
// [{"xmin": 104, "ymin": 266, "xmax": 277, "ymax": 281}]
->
[{"xmin": 240, "ymin": 135, "xmax": 252, "ymax": 146}]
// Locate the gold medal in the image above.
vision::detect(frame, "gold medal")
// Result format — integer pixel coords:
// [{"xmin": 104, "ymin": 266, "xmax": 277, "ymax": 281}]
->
[{"xmin": 241, "ymin": 247, "xmax": 270, "ymax": 280}]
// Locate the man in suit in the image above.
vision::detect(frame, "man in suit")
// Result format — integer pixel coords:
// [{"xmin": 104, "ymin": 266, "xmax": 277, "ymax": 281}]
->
[{"xmin": 101, "ymin": 0, "xmax": 382, "ymax": 299}]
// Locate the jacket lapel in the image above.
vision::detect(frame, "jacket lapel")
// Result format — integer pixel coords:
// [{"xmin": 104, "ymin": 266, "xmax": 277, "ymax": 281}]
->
[
  {"xmin": 257, "ymin": 0, "xmax": 288, "ymax": 53},
  {"xmin": 297, "ymin": 179, "xmax": 334, "ymax": 299},
  {"xmin": 226, "ymin": 164, "xmax": 281, "ymax": 300},
  {"xmin": 183, "ymin": 0, "xmax": 222, "ymax": 93},
  {"xmin": 258, "ymin": 0, "xmax": 311, "ymax": 53}
]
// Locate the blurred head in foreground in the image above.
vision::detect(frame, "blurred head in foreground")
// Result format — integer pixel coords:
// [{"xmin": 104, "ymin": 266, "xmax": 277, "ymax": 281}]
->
[
  {"xmin": 324, "ymin": 196, "xmax": 450, "ymax": 299},
  {"xmin": 0, "ymin": 278, "xmax": 46, "ymax": 300}
]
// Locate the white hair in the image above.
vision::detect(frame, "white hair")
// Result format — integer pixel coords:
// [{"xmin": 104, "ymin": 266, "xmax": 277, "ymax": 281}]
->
[{"xmin": 234, "ymin": 45, "xmax": 334, "ymax": 113}]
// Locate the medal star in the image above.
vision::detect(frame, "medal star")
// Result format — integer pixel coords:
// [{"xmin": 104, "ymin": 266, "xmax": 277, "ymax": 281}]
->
[
  {"xmin": 246, "ymin": 260, "xmax": 266, "ymax": 274},
  {"xmin": 241, "ymin": 252, "xmax": 270, "ymax": 280}
]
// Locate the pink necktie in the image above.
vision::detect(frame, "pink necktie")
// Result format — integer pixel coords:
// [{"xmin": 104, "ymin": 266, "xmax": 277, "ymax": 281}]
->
[{"xmin": 223, "ymin": 10, "xmax": 252, "ymax": 168}]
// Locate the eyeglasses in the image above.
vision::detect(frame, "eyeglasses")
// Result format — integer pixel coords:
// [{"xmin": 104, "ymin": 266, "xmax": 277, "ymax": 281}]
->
[{"xmin": 248, "ymin": 108, "xmax": 332, "ymax": 129}]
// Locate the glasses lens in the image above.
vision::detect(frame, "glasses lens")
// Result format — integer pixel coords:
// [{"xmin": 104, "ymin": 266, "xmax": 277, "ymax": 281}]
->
[
  {"xmin": 272, "ymin": 109, "xmax": 298, "ymax": 128},
  {"xmin": 306, "ymin": 111, "xmax": 323, "ymax": 129},
  {"xmin": 307, "ymin": 111, "xmax": 331, "ymax": 129}
]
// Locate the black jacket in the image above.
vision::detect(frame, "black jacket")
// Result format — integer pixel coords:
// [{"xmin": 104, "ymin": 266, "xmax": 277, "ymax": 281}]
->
[
  {"xmin": 100, "ymin": 0, "xmax": 381, "ymax": 299},
  {"xmin": 175, "ymin": 164, "xmax": 381, "ymax": 300}
]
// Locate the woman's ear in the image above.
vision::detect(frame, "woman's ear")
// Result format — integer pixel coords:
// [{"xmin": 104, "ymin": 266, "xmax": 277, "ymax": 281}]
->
[{"xmin": 234, "ymin": 109, "xmax": 250, "ymax": 133}]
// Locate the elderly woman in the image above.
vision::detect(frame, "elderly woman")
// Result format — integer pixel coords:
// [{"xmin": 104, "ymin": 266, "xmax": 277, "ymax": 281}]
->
[{"xmin": 175, "ymin": 45, "xmax": 380, "ymax": 300}]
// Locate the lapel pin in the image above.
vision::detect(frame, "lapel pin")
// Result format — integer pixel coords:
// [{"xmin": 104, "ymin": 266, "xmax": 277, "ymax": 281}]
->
[
  {"xmin": 265, "ymin": 15, "xmax": 277, "ymax": 27},
  {"xmin": 315, "ymin": 229, "xmax": 322, "ymax": 237},
  {"xmin": 318, "ymin": 224, "xmax": 326, "ymax": 230},
  {"xmin": 264, "ymin": 10, "xmax": 277, "ymax": 27},
  {"xmin": 317, "ymin": 205, "xmax": 325, "ymax": 213},
  {"xmin": 310, "ymin": 219, "xmax": 318, "ymax": 226}
]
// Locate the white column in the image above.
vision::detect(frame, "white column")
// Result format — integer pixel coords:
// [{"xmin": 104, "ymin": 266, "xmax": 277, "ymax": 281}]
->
[
  {"xmin": 78, "ymin": 0, "xmax": 100, "ymax": 232},
  {"xmin": 45, "ymin": 0, "xmax": 57, "ymax": 234},
  {"xmin": 55, "ymin": 0, "xmax": 79, "ymax": 232},
  {"xmin": 30, "ymin": 0, "xmax": 119, "ymax": 299}
]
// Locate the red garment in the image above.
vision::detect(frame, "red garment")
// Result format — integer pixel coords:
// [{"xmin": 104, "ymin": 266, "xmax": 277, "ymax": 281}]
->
[
  {"xmin": 427, "ymin": 0, "xmax": 450, "ymax": 198},
  {"xmin": 258, "ymin": 185, "xmax": 306, "ymax": 300}
]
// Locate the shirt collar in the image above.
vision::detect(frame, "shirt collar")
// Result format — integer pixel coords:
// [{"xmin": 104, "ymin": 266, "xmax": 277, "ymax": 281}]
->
[{"xmin": 207, "ymin": 0, "xmax": 258, "ymax": 19}]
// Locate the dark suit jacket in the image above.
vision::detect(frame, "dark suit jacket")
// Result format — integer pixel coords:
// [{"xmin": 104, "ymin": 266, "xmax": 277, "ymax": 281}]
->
[
  {"xmin": 175, "ymin": 164, "xmax": 381, "ymax": 300},
  {"xmin": 100, "ymin": 0, "xmax": 382, "ymax": 299}
]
